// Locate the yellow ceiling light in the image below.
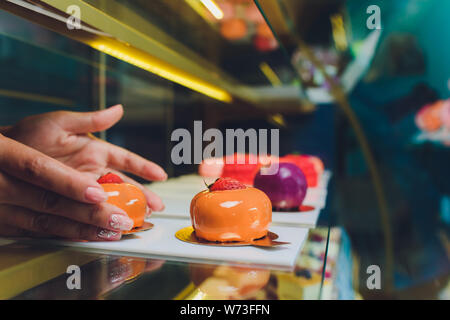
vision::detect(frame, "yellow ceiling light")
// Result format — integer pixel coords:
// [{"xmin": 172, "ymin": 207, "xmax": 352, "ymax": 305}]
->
[
  {"xmin": 200, "ymin": 0, "xmax": 224, "ymax": 20},
  {"xmin": 91, "ymin": 42, "xmax": 232, "ymax": 103}
]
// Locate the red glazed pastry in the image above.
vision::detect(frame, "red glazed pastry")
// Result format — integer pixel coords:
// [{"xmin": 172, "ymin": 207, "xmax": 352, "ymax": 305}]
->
[
  {"xmin": 221, "ymin": 153, "xmax": 261, "ymax": 185},
  {"xmin": 221, "ymin": 153, "xmax": 278, "ymax": 185},
  {"xmin": 98, "ymin": 173, "xmax": 147, "ymax": 228},
  {"xmin": 190, "ymin": 178, "xmax": 272, "ymax": 242},
  {"xmin": 280, "ymin": 154, "xmax": 319, "ymax": 187},
  {"xmin": 307, "ymin": 155, "xmax": 324, "ymax": 177}
]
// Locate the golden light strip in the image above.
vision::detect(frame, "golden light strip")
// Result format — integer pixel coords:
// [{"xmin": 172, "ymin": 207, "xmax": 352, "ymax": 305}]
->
[
  {"xmin": 330, "ymin": 14, "xmax": 348, "ymax": 51},
  {"xmin": 270, "ymin": 113, "xmax": 286, "ymax": 127},
  {"xmin": 184, "ymin": 0, "xmax": 213, "ymax": 22},
  {"xmin": 259, "ymin": 62, "xmax": 282, "ymax": 86},
  {"xmin": 173, "ymin": 283, "xmax": 196, "ymax": 300},
  {"xmin": 0, "ymin": 89, "xmax": 74, "ymax": 106},
  {"xmin": 199, "ymin": 0, "xmax": 224, "ymax": 20},
  {"xmin": 91, "ymin": 42, "xmax": 232, "ymax": 103}
]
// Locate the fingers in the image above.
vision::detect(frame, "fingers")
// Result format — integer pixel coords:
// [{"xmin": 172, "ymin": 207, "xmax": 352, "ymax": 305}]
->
[
  {"xmin": 105, "ymin": 143, "xmax": 167, "ymax": 182},
  {"xmin": 56, "ymin": 104, "xmax": 124, "ymax": 134},
  {"xmin": 0, "ymin": 126, "xmax": 11, "ymax": 135},
  {"xmin": 0, "ymin": 223, "xmax": 36, "ymax": 238},
  {"xmin": 109, "ymin": 170, "xmax": 165, "ymax": 212},
  {"xmin": 0, "ymin": 224, "xmax": 49, "ymax": 238},
  {"xmin": 0, "ymin": 205, "xmax": 122, "ymax": 241},
  {"xmin": 0, "ymin": 173, "xmax": 134, "ymax": 232},
  {"xmin": 0, "ymin": 135, "xmax": 107, "ymax": 204}
]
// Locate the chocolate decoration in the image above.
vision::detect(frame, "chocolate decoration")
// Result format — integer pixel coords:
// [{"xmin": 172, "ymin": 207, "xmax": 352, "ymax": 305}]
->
[{"xmin": 122, "ymin": 222, "xmax": 154, "ymax": 235}]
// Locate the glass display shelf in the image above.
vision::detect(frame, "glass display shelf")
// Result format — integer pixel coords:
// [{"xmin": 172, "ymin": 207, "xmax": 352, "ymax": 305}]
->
[{"xmin": 0, "ymin": 225, "xmax": 341, "ymax": 300}]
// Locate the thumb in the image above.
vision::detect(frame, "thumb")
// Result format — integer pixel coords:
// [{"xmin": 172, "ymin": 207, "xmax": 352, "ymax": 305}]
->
[{"xmin": 58, "ymin": 104, "xmax": 124, "ymax": 134}]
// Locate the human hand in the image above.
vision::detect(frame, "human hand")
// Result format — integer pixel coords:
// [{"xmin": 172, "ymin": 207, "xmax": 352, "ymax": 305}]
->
[
  {"xmin": 0, "ymin": 134, "xmax": 135, "ymax": 240},
  {"xmin": 4, "ymin": 105, "xmax": 167, "ymax": 213}
]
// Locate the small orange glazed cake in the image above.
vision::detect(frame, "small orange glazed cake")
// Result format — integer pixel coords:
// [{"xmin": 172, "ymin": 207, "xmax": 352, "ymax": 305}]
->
[
  {"xmin": 98, "ymin": 173, "xmax": 147, "ymax": 229},
  {"xmin": 190, "ymin": 178, "xmax": 272, "ymax": 242}
]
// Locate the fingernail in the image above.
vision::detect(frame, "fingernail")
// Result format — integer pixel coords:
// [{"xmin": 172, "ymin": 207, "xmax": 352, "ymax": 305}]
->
[
  {"xmin": 110, "ymin": 214, "xmax": 134, "ymax": 231},
  {"xmin": 98, "ymin": 229, "xmax": 121, "ymax": 240},
  {"xmin": 150, "ymin": 202, "xmax": 164, "ymax": 212},
  {"xmin": 154, "ymin": 205, "xmax": 164, "ymax": 212},
  {"xmin": 85, "ymin": 187, "xmax": 108, "ymax": 203}
]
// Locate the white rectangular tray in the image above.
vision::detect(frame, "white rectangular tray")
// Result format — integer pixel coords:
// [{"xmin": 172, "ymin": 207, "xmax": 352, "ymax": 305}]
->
[
  {"xmin": 148, "ymin": 171, "xmax": 331, "ymax": 227},
  {"xmin": 25, "ymin": 217, "xmax": 309, "ymax": 270}
]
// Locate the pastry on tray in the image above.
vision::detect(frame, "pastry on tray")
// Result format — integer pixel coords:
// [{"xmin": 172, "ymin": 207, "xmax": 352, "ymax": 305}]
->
[
  {"xmin": 190, "ymin": 177, "xmax": 272, "ymax": 242},
  {"xmin": 280, "ymin": 154, "xmax": 323, "ymax": 187},
  {"xmin": 199, "ymin": 153, "xmax": 279, "ymax": 186},
  {"xmin": 221, "ymin": 153, "xmax": 262, "ymax": 185},
  {"xmin": 253, "ymin": 162, "xmax": 308, "ymax": 211},
  {"xmin": 98, "ymin": 173, "xmax": 147, "ymax": 229}
]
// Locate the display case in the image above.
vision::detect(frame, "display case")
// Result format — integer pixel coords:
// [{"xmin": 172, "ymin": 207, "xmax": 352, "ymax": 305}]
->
[{"xmin": 0, "ymin": 0, "xmax": 448, "ymax": 300}]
